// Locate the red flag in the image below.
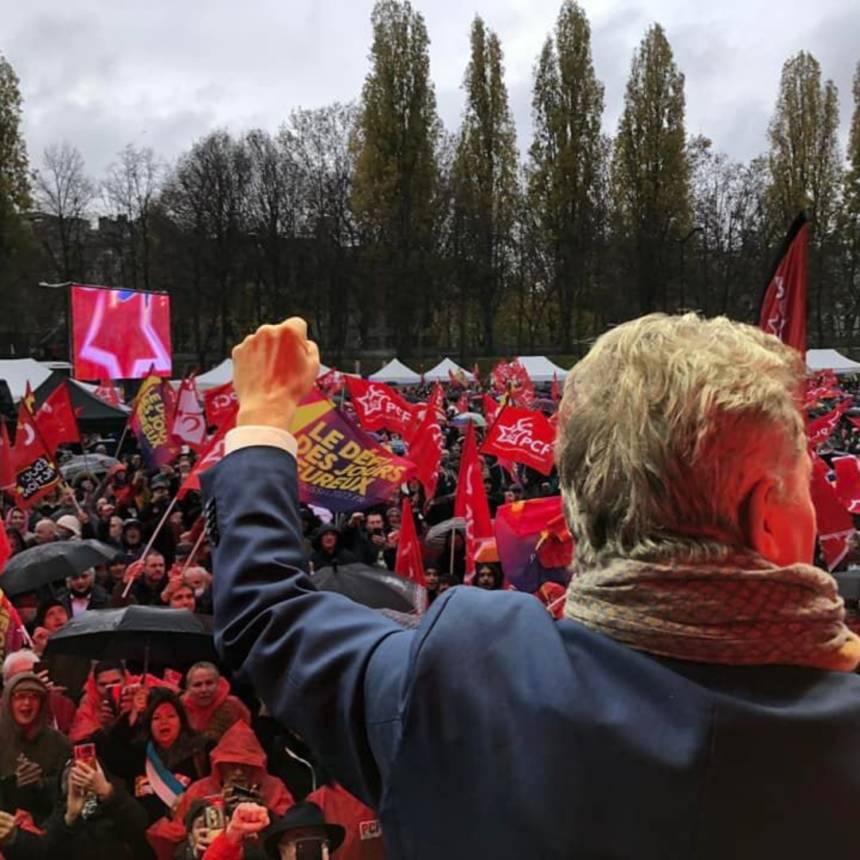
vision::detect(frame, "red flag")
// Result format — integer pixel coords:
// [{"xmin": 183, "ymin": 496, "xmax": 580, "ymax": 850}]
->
[
  {"xmin": 203, "ymin": 381, "xmax": 239, "ymax": 428},
  {"xmin": 550, "ymin": 372, "xmax": 561, "ymax": 403},
  {"xmin": 0, "ymin": 422, "xmax": 15, "ymax": 490},
  {"xmin": 472, "ymin": 363, "xmax": 481, "ymax": 384},
  {"xmin": 807, "ymin": 400, "xmax": 851, "ymax": 450},
  {"xmin": 834, "ymin": 456, "xmax": 860, "ymax": 514},
  {"xmin": 10, "ymin": 406, "xmax": 61, "ymax": 508},
  {"xmin": 480, "ymin": 405, "xmax": 556, "ymax": 476},
  {"xmin": 34, "ymin": 384, "xmax": 80, "ymax": 453},
  {"xmin": 178, "ymin": 410, "xmax": 238, "ymax": 498},
  {"xmin": 171, "ymin": 377, "xmax": 206, "ymax": 450},
  {"xmin": 482, "ymin": 394, "xmax": 499, "ymax": 422},
  {"xmin": 317, "ymin": 368, "xmax": 344, "ymax": 398},
  {"xmin": 810, "ymin": 454, "xmax": 855, "ymax": 570},
  {"xmin": 490, "ymin": 360, "xmax": 535, "ymax": 407},
  {"xmin": 395, "ymin": 497, "xmax": 426, "ymax": 587},
  {"xmin": 344, "ymin": 378, "xmax": 417, "ymax": 440},
  {"xmin": 407, "ymin": 408, "xmax": 444, "ymax": 500},
  {"xmin": 455, "ymin": 392, "xmax": 469, "ymax": 414},
  {"xmin": 454, "ymin": 421, "xmax": 493, "ymax": 581},
  {"xmin": 94, "ymin": 378, "xmax": 123, "ymax": 407},
  {"xmin": 448, "ymin": 369, "xmax": 464, "ymax": 389},
  {"xmin": 760, "ymin": 212, "xmax": 809, "ymax": 357}
]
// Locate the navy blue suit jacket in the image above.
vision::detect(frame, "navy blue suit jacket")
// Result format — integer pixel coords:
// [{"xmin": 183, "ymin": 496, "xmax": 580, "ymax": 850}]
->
[{"xmin": 204, "ymin": 445, "xmax": 860, "ymax": 859}]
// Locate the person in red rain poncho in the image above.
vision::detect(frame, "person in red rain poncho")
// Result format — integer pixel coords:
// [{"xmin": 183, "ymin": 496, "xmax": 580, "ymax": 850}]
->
[
  {"xmin": 181, "ymin": 662, "xmax": 251, "ymax": 743},
  {"xmin": 147, "ymin": 719, "xmax": 293, "ymax": 860},
  {"xmin": 0, "ymin": 525, "xmax": 28, "ymax": 665},
  {"xmin": 307, "ymin": 782, "xmax": 385, "ymax": 860}
]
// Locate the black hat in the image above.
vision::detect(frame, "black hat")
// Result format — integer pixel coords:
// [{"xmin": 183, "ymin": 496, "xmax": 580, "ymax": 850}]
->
[{"xmin": 263, "ymin": 802, "xmax": 345, "ymax": 856}]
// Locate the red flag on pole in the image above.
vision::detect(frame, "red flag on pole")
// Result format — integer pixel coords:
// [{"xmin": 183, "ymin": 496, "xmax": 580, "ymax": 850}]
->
[
  {"xmin": 480, "ymin": 405, "xmax": 556, "ymax": 476},
  {"xmin": 550, "ymin": 372, "xmax": 561, "ymax": 403},
  {"xmin": 395, "ymin": 497, "xmax": 426, "ymax": 587},
  {"xmin": 834, "ymin": 456, "xmax": 860, "ymax": 514},
  {"xmin": 178, "ymin": 410, "xmax": 238, "ymax": 498},
  {"xmin": 34, "ymin": 384, "xmax": 81, "ymax": 453},
  {"xmin": 344, "ymin": 378, "xmax": 417, "ymax": 440},
  {"xmin": 454, "ymin": 421, "xmax": 493, "ymax": 581},
  {"xmin": 482, "ymin": 394, "xmax": 499, "ymax": 422},
  {"xmin": 10, "ymin": 406, "xmax": 61, "ymax": 508},
  {"xmin": 172, "ymin": 377, "xmax": 206, "ymax": 451},
  {"xmin": 94, "ymin": 378, "xmax": 123, "ymax": 407},
  {"xmin": 455, "ymin": 392, "xmax": 469, "ymax": 414},
  {"xmin": 810, "ymin": 454, "xmax": 855, "ymax": 570},
  {"xmin": 407, "ymin": 408, "xmax": 444, "ymax": 500},
  {"xmin": 203, "ymin": 381, "xmax": 239, "ymax": 429},
  {"xmin": 807, "ymin": 400, "xmax": 851, "ymax": 451},
  {"xmin": 759, "ymin": 211, "xmax": 809, "ymax": 357}
]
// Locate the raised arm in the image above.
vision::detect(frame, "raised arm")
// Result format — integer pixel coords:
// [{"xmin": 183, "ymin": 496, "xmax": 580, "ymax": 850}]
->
[{"xmin": 203, "ymin": 318, "xmax": 413, "ymax": 805}]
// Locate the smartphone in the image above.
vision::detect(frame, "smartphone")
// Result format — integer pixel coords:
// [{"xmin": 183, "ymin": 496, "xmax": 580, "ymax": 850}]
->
[
  {"xmin": 204, "ymin": 805, "xmax": 225, "ymax": 832},
  {"xmin": 73, "ymin": 743, "xmax": 96, "ymax": 768}
]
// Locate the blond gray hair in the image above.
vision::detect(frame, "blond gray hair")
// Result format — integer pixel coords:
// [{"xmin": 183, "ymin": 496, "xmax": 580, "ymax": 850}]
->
[{"xmin": 556, "ymin": 313, "xmax": 806, "ymax": 566}]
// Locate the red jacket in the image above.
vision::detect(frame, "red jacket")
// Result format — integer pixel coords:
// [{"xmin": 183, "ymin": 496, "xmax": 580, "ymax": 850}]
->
[{"xmin": 307, "ymin": 783, "xmax": 385, "ymax": 860}]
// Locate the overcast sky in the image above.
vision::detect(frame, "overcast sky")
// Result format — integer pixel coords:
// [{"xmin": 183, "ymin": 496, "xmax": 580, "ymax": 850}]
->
[{"xmin": 4, "ymin": 0, "xmax": 858, "ymax": 180}]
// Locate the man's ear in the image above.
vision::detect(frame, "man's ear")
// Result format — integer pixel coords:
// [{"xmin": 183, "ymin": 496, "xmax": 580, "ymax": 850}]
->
[{"xmin": 741, "ymin": 477, "xmax": 780, "ymax": 563}]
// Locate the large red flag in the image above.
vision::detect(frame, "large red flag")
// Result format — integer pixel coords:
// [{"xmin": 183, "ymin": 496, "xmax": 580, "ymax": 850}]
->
[
  {"xmin": 35, "ymin": 384, "xmax": 80, "ymax": 453},
  {"xmin": 395, "ymin": 497, "xmax": 426, "ymax": 587},
  {"xmin": 0, "ymin": 422, "xmax": 15, "ymax": 490},
  {"xmin": 834, "ymin": 456, "xmax": 860, "ymax": 515},
  {"xmin": 454, "ymin": 421, "xmax": 493, "ymax": 581},
  {"xmin": 490, "ymin": 360, "xmax": 535, "ymax": 407},
  {"xmin": 178, "ymin": 411, "xmax": 237, "ymax": 498},
  {"xmin": 203, "ymin": 381, "xmax": 239, "ymax": 428},
  {"xmin": 344, "ymin": 378, "xmax": 417, "ymax": 440},
  {"xmin": 759, "ymin": 212, "xmax": 809, "ymax": 357},
  {"xmin": 407, "ymin": 407, "xmax": 444, "ymax": 500},
  {"xmin": 172, "ymin": 377, "xmax": 206, "ymax": 450},
  {"xmin": 480, "ymin": 405, "xmax": 556, "ymax": 476},
  {"xmin": 11, "ymin": 406, "xmax": 61, "ymax": 508},
  {"xmin": 810, "ymin": 454, "xmax": 855, "ymax": 570}
]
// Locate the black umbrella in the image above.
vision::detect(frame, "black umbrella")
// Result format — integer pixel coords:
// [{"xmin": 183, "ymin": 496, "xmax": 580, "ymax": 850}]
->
[
  {"xmin": 45, "ymin": 606, "xmax": 216, "ymax": 673},
  {"xmin": 0, "ymin": 539, "xmax": 118, "ymax": 597},
  {"xmin": 312, "ymin": 563, "xmax": 423, "ymax": 613}
]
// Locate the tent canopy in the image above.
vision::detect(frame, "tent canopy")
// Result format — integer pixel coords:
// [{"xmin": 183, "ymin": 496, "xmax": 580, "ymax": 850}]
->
[
  {"xmin": 423, "ymin": 357, "xmax": 474, "ymax": 383},
  {"xmin": 33, "ymin": 374, "xmax": 129, "ymax": 434},
  {"xmin": 515, "ymin": 355, "xmax": 569, "ymax": 384},
  {"xmin": 194, "ymin": 358, "xmax": 332, "ymax": 391},
  {"xmin": 806, "ymin": 349, "xmax": 860, "ymax": 375},
  {"xmin": 0, "ymin": 359, "xmax": 54, "ymax": 401},
  {"xmin": 368, "ymin": 358, "xmax": 421, "ymax": 385}
]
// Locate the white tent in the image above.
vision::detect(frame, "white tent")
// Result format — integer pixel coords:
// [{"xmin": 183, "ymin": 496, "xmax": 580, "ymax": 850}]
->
[
  {"xmin": 368, "ymin": 358, "xmax": 421, "ymax": 385},
  {"xmin": 423, "ymin": 357, "xmax": 474, "ymax": 383},
  {"xmin": 516, "ymin": 355, "xmax": 569, "ymax": 384},
  {"xmin": 0, "ymin": 359, "xmax": 54, "ymax": 401},
  {"xmin": 194, "ymin": 358, "xmax": 332, "ymax": 390},
  {"xmin": 807, "ymin": 349, "xmax": 860, "ymax": 376}
]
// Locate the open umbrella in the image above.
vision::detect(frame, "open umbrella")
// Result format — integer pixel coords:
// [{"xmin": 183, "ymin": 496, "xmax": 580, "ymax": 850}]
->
[
  {"xmin": 451, "ymin": 412, "xmax": 486, "ymax": 428},
  {"xmin": 424, "ymin": 517, "xmax": 466, "ymax": 550},
  {"xmin": 60, "ymin": 454, "xmax": 120, "ymax": 482},
  {"xmin": 0, "ymin": 539, "xmax": 118, "ymax": 597},
  {"xmin": 312, "ymin": 563, "xmax": 422, "ymax": 612},
  {"xmin": 45, "ymin": 606, "xmax": 216, "ymax": 673}
]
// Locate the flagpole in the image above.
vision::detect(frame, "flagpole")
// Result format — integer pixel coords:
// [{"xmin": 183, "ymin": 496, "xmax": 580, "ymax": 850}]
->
[
  {"xmin": 113, "ymin": 421, "xmax": 130, "ymax": 459},
  {"xmin": 121, "ymin": 494, "xmax": 180, "ymax": 599},
  {"xmin": 179, "ymin": 526, "xmax": 207, "ymax": 576}
]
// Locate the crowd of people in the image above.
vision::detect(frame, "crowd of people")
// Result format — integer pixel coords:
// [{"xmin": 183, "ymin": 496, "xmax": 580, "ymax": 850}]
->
[{"xmin": 0, "ymin": 379, "xmax": 561, "ymax": 859}]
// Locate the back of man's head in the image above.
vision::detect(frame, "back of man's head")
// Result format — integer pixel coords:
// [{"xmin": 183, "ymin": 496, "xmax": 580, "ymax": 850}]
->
[{"xmin": 556, "ymin": 313, "xmax": 805, "ymax": 567}]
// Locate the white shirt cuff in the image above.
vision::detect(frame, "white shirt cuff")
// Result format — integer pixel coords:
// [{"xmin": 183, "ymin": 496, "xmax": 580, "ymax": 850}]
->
[{"xmin": 225, "ymin": 426, "xmax": 298, "ymax": 458}]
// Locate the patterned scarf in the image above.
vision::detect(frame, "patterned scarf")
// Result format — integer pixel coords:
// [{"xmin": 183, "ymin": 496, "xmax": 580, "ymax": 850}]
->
[{"xmin": 564, "ymin": 554, "xmax": 860, "ymax": 672}]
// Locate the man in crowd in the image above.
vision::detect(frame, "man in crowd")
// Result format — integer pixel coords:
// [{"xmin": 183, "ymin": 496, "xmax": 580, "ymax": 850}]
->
[
  {"xmin": 203, "ymin": 314, "xmax": 860, "ymax": 858},
  {"xmin": 129, "ymin": 551, "xmax": 168, "ymax": 605},
  {"xmin": 28, "ymin": 518, "xmax": 58, "ymax": 546},
  {"xmin": 60, "ymin": 567, "xmax": 111, "ymax": 617},
  {"xmin": 181, "ymin": 662, "xmax": 251, "ymax": 742}
]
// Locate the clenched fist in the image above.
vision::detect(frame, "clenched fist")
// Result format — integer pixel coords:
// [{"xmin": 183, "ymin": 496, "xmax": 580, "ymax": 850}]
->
[{"xmin": 233, "ymin": 317, "xmax": 320, "ymax": 432}]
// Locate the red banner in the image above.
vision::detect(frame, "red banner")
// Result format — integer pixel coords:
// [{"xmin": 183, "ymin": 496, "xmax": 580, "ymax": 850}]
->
[
  {"xmin": 480, "ymin": 405, "xmax": 556, "ymax": 476},
  {"xmin": 203, "ymin": 382, "xmax": 239, "ymax": 429},
  {"xmin": 71, "ymin": 285, "xmax": 172, "ymax": 380},
  {"xmin": 759, "ymin": 212, "xmax": 808, "ymax": 357},
  {"xmin": 454, "ymin": 421, "xmax": 493, "ymax": 580},
  {"xmin": 35, "ymin": 384, "xmax": 80, "ymax": 453},
  {"xmin": 344, "ymin": 378, "xmax": 417, "ymax": 440}
]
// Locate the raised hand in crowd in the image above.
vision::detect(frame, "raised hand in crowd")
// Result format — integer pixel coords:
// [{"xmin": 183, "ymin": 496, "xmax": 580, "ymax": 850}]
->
[{"xmin": 224, "ymin": 801, "xmax": 270, "ymax": 845}]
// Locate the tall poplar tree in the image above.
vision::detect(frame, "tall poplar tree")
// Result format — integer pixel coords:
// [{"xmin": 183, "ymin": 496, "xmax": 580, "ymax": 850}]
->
[
  {"xmin": 351, "ymin": 0, "xmax": 440, "ymax": 355},
  {"xmin": 451, "ymin": 16, "xmax": 518, "ymax": 354},
  {"xmin": 612, "ymin": 23, "xmax": 691, "ymax": 315},
  {"xmin": 527, "ymin": 1, "xmax": 604, "ymax": 349}
]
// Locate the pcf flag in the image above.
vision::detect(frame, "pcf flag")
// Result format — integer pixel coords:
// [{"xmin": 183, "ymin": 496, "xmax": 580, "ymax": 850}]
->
[
  {"xmin": 759, "ymin": 211, "xmax": 809, "ymax": 357},
  {"xmin": 203, "ymin": 381, "xmax": 238, "ymax": 429},
  {"xmin": 131, "ymin": 376, "xmax": 179, "ymax": 469},
  {"xmin": 480, "ymin": 405, "xmax": 556, "ymax": 476},
  {"xmin": 35, "ymin": 383, "xmax": 80, "ymax": 453},
  {"xmin": 291, "ymin": 390, "xmax": 415, "ymax": 513},
  {"xmin": 344, "ymin": 378, "xmax": 417, "ymax": 440}
]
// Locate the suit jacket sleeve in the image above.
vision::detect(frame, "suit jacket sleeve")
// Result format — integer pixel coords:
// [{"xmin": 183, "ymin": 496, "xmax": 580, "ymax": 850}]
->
[{"xmin": 201, "ymin": 445, "xmax": 414, "ymax": 806}]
